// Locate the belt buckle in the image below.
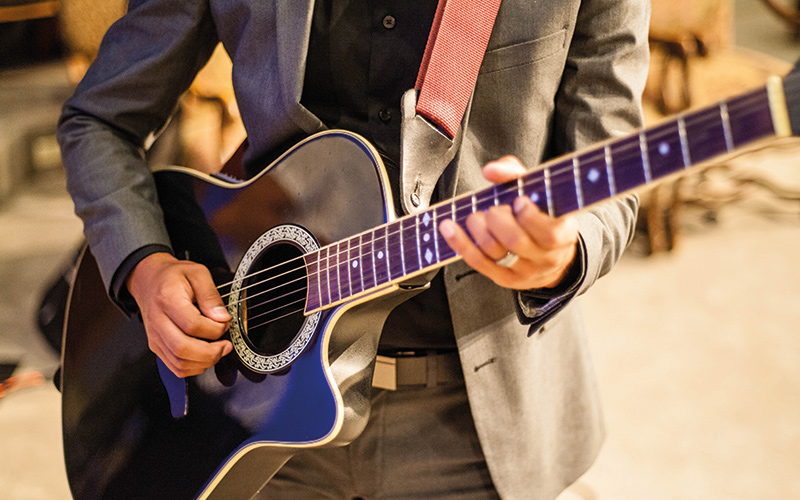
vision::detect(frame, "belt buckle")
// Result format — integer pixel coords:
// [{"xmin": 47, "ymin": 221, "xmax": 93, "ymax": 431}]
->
[{"xmin": 372, "ymin": 355, "xmax": 397, "ymax": 391}]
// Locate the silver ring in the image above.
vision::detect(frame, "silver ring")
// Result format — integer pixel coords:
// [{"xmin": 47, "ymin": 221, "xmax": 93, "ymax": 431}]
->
[{"xmin": 494, "ymin": 251, "xmax": 519, "ymax": 268}]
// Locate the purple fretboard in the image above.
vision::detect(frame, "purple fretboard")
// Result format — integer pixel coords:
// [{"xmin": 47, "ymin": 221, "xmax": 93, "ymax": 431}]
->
[{"xmin": 305, "ymin": 82, "xmax": 786, "ymax": 313}]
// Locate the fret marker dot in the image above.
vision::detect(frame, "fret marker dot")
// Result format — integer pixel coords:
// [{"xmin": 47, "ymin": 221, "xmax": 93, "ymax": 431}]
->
[
  {"xmin": 377, "ymin": 251, "xmax": 385, "ymax": 259},
  {"xmin": 352, "ymin": 261, "xmax": 358, "ymax": 269},
  {"xmin": 530, "ymin": 193, "xmax": 540, "ymax": 203},
  {"xmin": 658, "ymin": 142, "xmax": 670, "ymax": 156},
  {"xmin": 423, "ymin": 233, "xmax": 431, "ymax": 242},
  {"xmin": 587, "ymin": 168, "xmax": 600, "ymax": 183}
]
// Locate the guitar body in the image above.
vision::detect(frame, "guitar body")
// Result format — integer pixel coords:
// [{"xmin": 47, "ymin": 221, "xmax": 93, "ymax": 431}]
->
[
  {"xmin": 62, "ymin": 74, "xmax": 798, "ymax": 499},
  {"xmin": 61, "ymin": 131, "xmax": 420, "ymax": 500}
]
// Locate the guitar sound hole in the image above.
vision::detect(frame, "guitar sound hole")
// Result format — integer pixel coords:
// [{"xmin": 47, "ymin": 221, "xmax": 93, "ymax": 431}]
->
[{"xmin": 240, "ymin": 242, "xmax": 307, "ymax": 357}]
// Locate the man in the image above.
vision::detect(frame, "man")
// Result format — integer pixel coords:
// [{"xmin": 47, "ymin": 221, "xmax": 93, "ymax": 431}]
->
[{"xmin": 58, "ymin": 0, "xmax": 650, "ymax": 498}]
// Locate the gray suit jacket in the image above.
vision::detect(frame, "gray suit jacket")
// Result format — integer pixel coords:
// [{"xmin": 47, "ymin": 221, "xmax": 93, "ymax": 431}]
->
[{"xmin": 58, "ymin": 0, "xmax": 650, "ymax": 498}]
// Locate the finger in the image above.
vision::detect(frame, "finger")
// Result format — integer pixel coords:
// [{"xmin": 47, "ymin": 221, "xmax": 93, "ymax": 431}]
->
[
  {"xmin": 512, "ymin": 197, "xmax": 578, "ymax": 251},
  {"xmin": 440, "ymin": 218, "xmax": 513, "ymax": 277},
  {"xmin": 185, "ymin": 265, "xmax": 232, "ymax": 323},
  {"xmin": 160, "ymin": 340, "xmax": 233, "ymax": 378},
  {"xmin": 155, "ymin": 350, "xmax": 211, "ymax": 378},
  {"xmin": 149, "ymin": 330, "xmax": 223, "ymax": 377},
  {"xmin": 465, "ymin": 209, "xmax": 512, "ymax": 262},
  {"xmin": 155, "ymin": 318, "xmax": 232, "ymax": 370},
  {"xmin": 482, "ymin": 156, "xmax": 527, "ymax": 184},
  {"xmin": 481, "ymin": 204, "xmax": 538, "ymax": 258},
  {"xmin": 167, "ymin": 297, "xmax": 230, "ymax": 341}
]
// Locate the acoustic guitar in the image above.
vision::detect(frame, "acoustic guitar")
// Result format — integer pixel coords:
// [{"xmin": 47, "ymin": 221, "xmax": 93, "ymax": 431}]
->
[{"xmin": 61, "ymin": 74, "xmax": 800, "ymax": 499}]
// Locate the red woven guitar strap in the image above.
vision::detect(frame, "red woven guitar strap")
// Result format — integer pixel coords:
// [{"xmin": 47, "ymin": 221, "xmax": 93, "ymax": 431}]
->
[{"xmin": 415, "ymin": 0, "xmax": 502, "ymax": 139}]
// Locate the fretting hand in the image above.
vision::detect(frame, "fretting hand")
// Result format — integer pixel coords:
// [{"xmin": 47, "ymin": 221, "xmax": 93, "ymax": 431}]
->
[{"xmin": 439, "ymin": 156, "xmax": 579, "ymax": 291}]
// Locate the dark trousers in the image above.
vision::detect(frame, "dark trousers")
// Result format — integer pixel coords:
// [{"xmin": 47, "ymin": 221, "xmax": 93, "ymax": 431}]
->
[{"xmin": 258, "ymin": 379, "xmax": 500, "ymax": 499}]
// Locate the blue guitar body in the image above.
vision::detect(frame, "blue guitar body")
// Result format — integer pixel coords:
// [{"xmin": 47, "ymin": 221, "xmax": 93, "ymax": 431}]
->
[
  {"xmin": 61, "ymin": 131, "xmax": 424, "ymax": 499},
  {"xmin": 62, "ymin": 73, "xmax": 798, "ymax": 499}
]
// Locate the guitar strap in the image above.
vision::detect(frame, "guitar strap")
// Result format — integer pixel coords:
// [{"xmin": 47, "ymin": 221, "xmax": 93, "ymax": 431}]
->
[{"xmin": 399, "ymin": 0, "xmax": 503, "ymax": 215}]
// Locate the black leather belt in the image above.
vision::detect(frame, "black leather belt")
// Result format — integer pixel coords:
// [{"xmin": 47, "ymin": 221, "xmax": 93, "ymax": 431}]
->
[{"xmin": 372, "ymin": 350, "xmax": 462, "ymax": 390}]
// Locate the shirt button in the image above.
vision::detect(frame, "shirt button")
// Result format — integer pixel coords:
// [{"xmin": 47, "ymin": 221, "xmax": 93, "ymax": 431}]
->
[
  {"xmin": 379, "ymin": 109, "xmax": 392, "ymax": 122},
  {"xmin": 382, "ymin": 15, "xmax": 396, "ymax": 29}
]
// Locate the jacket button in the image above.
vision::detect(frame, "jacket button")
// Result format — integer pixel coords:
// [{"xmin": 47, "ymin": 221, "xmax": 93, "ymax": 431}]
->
[
  {"xmin": 379, "ymin": 109, "xmax": 392, "ymax": 122},
  {"xmin": 382, "ymin": 15, "xmax": 396, "ymax": 29}
]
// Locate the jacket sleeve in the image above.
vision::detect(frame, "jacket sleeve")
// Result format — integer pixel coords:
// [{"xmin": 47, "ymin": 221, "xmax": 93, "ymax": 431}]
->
[
  {"xmin": 515, "ymin": 0, "xmax": 650, "ymax": 324},
  {"xmin": 57, "ymin": 0, "xmax": 219, "ymax": 299}
]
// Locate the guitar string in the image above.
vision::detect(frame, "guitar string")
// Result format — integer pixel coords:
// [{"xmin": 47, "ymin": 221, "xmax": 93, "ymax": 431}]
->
[
  {"xmin": 245, "ymin": 301, "xmax": 311, "ymax": 332},
  {"xmin": 223, "ymin": 90, "xmax": 776, "ymax": 324},
  {"xmin": 238, "ymin": 109, "xmax": 783, "ymax": 328},
  {"xmin": 243, "ymin": 297, "xmax": 307, "ymax": 327},
  {"xmin": 228, "ymin": 88, "xmax": 767, "ymax": 300},
  {"xmin": 221, "ymin": 89, "xmax": 767, "ymax": 302},
  {"xmin": 222, "ymin": 90, "xmax": 776, "ymax": 325}
]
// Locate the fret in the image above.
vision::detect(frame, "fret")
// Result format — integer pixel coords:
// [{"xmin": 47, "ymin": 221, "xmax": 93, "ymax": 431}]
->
[
  {"xmin": 549, "ymin": 159, "xmax": 578, "ymax": 216},
  {"xmin": 326, "ymin": 244, "xmax": 340, "ymax": 304},
  {"xmin": 495, "ymin": 179, "xmax": 519, "ymax": 207},
  {"xmin": 419, "ymin": 209, "xmax": 438, "ymax": 268},
  {"xmin": 543, "ymin": 166, "xmax": 555, "ymax": 216},
  {"xmin": 453, "ymin": 195, "xmax": 473, "ymax": 227},
  {"xmin": 304, "ymin": 250, "xmax": 321, "ymax": 311},
  {"xmin": 677, "ymin": 114, "xmax": 692, "ymax": 168},
  {"xmin": 304, "ymin": 81, "xmax": 786, "ymax": 314},
  {"xmin": 640, "ymin": 131, "xmax": 652, "ymax": 184},
  {"xmin": 646, "ymin": 121, "xmax": 684, "ymax": 180},
  {"xmin": 520, "ymin": 169, "xmax": 548, "ymax": 213},
  {"xmin": 604, "ymin": 144, "xmax": 616, "ymax": 195},
  {"xmin": 415, "ymin": 216, "xmax": 423, "ymax": 267},
  {"xmin": 684, "ymin": 105, "xmax": 729, "ymax": 165},
  {"xmin": 348, "ymin": 236, "xmax": 363, "ymax": 297},
  {"xmin": 573, "ymin": 157, "xmax": 584, "ymax": 210},
  {"xmin": 337, "ymin": 241, "xmax": 350, "ymax": 300},
  {"xmin": 474, "ymin": 188, "xmax": 494, "ymax": 213},
  {"xmin": 360, "ymin": 232, "xmax": 377, "ymax": 290},
  {"xmin": 576, "ymin": 149, "xmax": 612, "ymax": 206},
  {"xmin": 434, "ymin": 201, "xmax": 458, "ymax": 262},
  {"xmin": 401, "ymin": 217, "xmax": 421, "ymax": 275},
  {"xmin": 387, "ymin": 221, "xmax": 404, "ymax": 280},
  {"xmin": 720, "ymin": 101, "xmax": 734, "ymax": 152},
  {"xmin": 374, "ymin": 225, "xmax": 390, "ymax": 286},
  {"xmin": 610, "ymin": 135, "xmax": 647, "ymax": 193},
  {"xmin": 432, "ymin": 209, "xmax": 440, "ymax": 262},
  {"xmin": 728, "ymin": 88, "xmax": 775, "ymax": 146}
]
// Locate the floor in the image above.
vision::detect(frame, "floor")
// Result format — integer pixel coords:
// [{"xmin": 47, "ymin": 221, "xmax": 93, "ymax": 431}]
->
[{"xmin": 1, "ymin": 2, "xmax": 799, "ymax": 499}]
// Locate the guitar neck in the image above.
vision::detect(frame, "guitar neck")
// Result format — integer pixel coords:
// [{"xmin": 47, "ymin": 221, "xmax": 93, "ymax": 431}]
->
[{"xmin": 305, "ymin": 73, "xmax": 799, "ymax": 313}]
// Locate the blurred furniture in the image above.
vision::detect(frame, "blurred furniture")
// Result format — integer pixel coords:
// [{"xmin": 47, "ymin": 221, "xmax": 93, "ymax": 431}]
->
[
  {"xmin": 0, "ymin": 0, "xmax": 58, "ymax": 23},
  {"xmin": 647, "ymin": 0, "xmax": 733, "ymax": 116},
  {"xmin": 758, "ymin": 0, "xmax": 800, "ymax": 39},
  {"xmin": 57, "ymin": 0, "xmax": 245, "ymax": 173},
  {"xmin": 0, "ymin": 0, "xmax": 68, "ymax": 203},
  {"xmin": 640, "ymin": 0, "xmax": 793, "ymax": 255}
]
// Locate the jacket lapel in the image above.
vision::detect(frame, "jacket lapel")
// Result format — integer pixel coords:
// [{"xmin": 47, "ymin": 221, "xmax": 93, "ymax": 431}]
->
[{"xmin": 275, "ymin": 0, "xmax": 324, "ymax": 134}]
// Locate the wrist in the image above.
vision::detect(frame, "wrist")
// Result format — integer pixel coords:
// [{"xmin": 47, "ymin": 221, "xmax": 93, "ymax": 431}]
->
[{"xmin": 126, "ymin": 251, "xmax": 176, "ymax": 300}]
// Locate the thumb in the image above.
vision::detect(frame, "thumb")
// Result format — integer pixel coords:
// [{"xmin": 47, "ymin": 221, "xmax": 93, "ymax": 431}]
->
[
  {"xmin": 482, "ymin": 155, "xmax": 527, "ymax": 184},
  {"xmin": 186, "ymin": 267, "xmax": 231, "ymax": 323}
]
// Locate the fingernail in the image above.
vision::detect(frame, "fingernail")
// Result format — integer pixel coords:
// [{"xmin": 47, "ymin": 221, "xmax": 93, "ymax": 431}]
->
[
  {"xmin": 513, "ymin": 197, "xmax": 527, "ymax": 214},
  {"xmin": 439, "ymin": 220, "xmax": 454, "ymax": 238},
  {"xmin": 214, "ymin": 306, "xmax": 230, "ymax": 317}
]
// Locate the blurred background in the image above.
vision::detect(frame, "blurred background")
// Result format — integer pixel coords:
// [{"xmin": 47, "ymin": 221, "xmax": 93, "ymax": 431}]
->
[{"xmin": 0, "ymin": 0, "xmax": 799, "ymax": 499}]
